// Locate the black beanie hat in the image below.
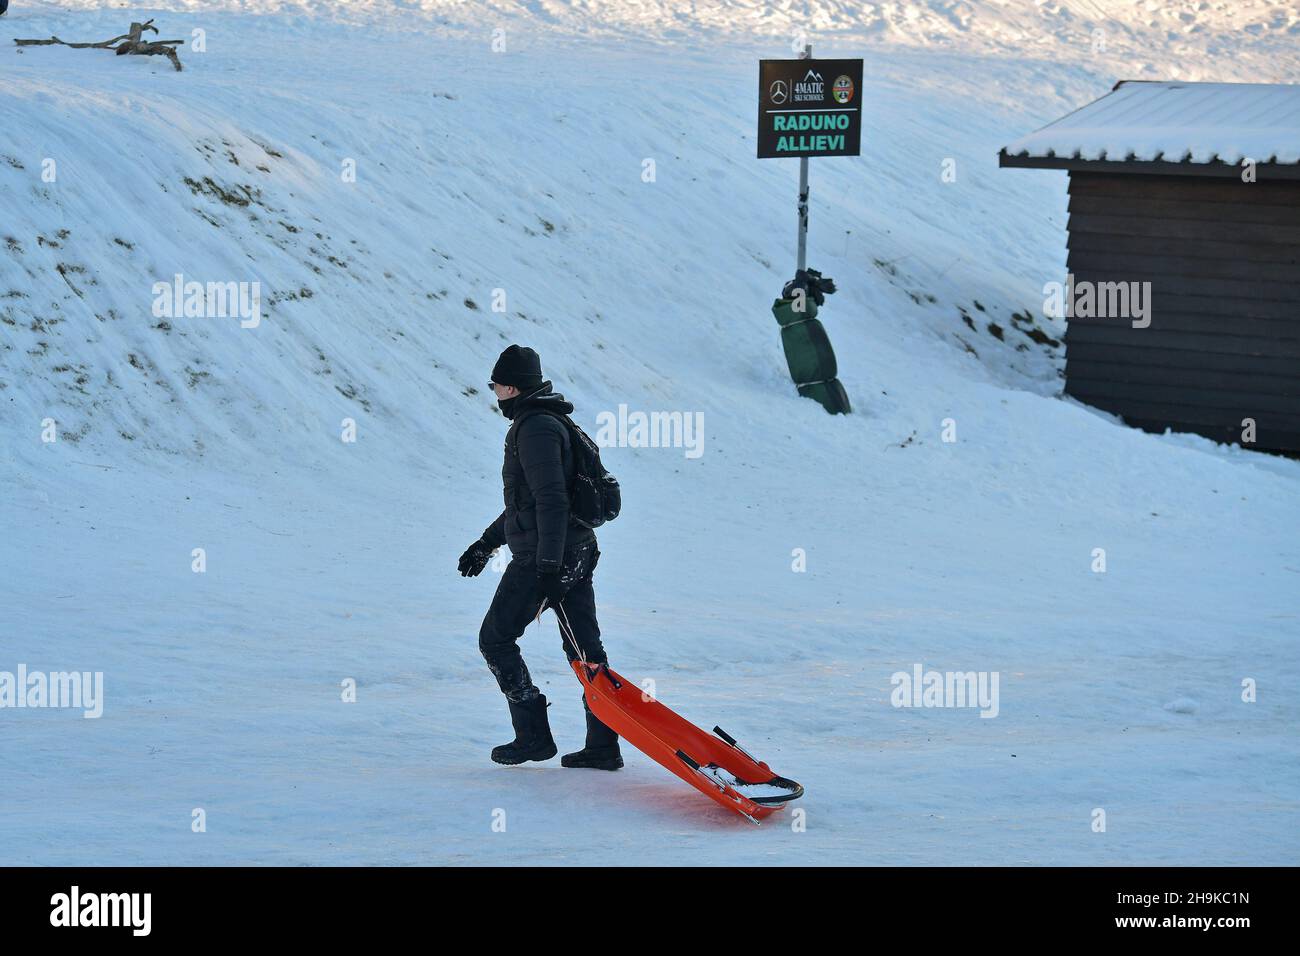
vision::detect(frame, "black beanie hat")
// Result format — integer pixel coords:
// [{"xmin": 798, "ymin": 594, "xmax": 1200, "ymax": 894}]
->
[{"xmin": 491, "ymin": 345, "xmax": 544, "ymax": 389}]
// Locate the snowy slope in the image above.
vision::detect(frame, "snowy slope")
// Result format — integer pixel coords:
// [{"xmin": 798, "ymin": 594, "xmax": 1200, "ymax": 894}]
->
[
  {"xmin": 30, "ymin": 0, "xmax": 1300, "ymax": 68},
  {"xmin": 1, "ymin": 1, "xmax": 1298, "ymax": 865}
]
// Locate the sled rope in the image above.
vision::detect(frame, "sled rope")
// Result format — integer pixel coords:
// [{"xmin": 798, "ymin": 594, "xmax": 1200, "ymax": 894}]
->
[{"xmin": 552, "ymin": 600, "xmax": 589, "ymax": 667}]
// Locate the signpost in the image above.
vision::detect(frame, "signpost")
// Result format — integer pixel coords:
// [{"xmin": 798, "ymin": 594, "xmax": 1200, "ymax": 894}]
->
[
  {"xmin": 757, "ymin": 52, "xmax": 863, "ymax": 159},
  {"xmin": 759, "ymin": 47, "xmax": 862, "ymax": 416},
  {"xmin": 758, "ymin": 48, "xmax": 863, "ymax": 267}
]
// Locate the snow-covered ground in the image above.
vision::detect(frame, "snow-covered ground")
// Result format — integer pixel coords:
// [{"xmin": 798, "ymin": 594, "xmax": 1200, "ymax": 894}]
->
[{"xmin": 1, "ymin": 1, "xmax": 1298, "ymax": 865}]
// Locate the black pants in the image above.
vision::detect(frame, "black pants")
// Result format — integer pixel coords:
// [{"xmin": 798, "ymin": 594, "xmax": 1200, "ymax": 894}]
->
[{"xmin": 478, "ymin": 539, "xmax": 606, "ymax": 703}]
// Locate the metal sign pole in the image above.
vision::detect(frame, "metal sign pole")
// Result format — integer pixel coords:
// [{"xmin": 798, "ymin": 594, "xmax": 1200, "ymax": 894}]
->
[
  {"xmin": 796, "ymin": 42, "xmax": 811, "ymax": 273},
  {"xmin": 758, "ymin": 47, "xmax": 859, "ymax": 415}
]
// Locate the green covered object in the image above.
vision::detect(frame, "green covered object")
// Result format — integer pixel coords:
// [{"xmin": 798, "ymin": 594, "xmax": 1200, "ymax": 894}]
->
[
  {"xmin": 770, "ymin": 290, "xmax": 850, "ymax": 415},
  {"xmin": 797, "ymin": 378, "xmax": 852, "ymax": 415},
  {"xmin": 771, "ymin": 295, "xmax": 818, "ymax": 327},
  {"xmin": 780, "ymin": 317, "xmax": 838, "ymax": 383}
]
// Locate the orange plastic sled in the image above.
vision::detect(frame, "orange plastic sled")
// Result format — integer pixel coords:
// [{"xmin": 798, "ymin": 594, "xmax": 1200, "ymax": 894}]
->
[{"xmin": 571, "ymin": 660, "xmax": 804, "ymax": 825}]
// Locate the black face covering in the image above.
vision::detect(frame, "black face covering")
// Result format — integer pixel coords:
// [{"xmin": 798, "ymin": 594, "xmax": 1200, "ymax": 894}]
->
[{"xmin": 497, "ymin": 382, "xmax": 550, "ymax": 420}]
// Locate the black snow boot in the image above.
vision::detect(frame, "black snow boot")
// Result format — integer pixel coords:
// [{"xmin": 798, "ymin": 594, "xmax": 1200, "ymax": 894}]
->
[
  {"xmin": 561, "ymin": 697, "xmax": 623, "ymax": 771},
  {"xmin": 491, "ymin": 694, "xmax": 557, "ymax": 765}
]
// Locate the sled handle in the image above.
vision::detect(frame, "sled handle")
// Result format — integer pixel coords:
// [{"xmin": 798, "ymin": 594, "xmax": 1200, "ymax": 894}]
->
[
  {"xmin": 677, "ymin": 750, "xmax": 728, "ymax": 794},
  {"xmin": 675, "ymin": 749, "xmax": 701, "ymax": 771},
  {"xmin": 713, "ymin": 726, "xmax": 760, "ymax": 764},
  {"xmin": 675, "ymin": 750, "xmax": 728, "ymax": 794}
]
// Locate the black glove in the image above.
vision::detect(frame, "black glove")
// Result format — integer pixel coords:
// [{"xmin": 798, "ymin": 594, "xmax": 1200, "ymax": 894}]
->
[
  {"xmin": 538, "ymin": 568, "xmax": 566, "ymax": 609},
  {"xmin": 458, "ymin": 538, "xmax": 495, "ymax": 577},
  {"xmin": 782, "ymin": 268, "xmax": 837, "ymax": 307}
]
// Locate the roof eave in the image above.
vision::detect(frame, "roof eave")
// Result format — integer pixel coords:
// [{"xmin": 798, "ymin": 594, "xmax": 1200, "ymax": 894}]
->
[{"xmin": 997, "ymin": 151, "xmax": 1300, "ymax": 180}]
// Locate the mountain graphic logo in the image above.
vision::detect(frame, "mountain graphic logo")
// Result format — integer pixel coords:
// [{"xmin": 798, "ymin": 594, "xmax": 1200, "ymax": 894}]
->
[{"xmin": 792, "ymin": 69, "xmax": 825, "ymax": 102}]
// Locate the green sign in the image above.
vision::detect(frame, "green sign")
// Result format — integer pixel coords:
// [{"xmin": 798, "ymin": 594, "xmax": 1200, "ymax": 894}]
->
[{"xmin": 757, "ymin": 58, "xmax": 863, "ymax": 159}]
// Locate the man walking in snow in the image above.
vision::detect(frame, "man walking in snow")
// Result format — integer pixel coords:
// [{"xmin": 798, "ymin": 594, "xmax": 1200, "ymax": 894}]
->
[{"xmin": 458, "ymin": 345, "xmax": 623, "ymax": 770}]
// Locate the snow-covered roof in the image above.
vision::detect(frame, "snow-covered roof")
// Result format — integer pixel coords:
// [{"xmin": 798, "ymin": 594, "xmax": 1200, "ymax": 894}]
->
[{"xmin": 1001, "ymin": 81, "xmax": 1300, "ymax": 167}]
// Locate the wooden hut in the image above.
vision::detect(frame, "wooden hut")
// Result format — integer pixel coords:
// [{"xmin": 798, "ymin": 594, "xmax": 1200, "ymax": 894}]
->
[{"xmin": 1000, "ymin": 81, "xmax": 1300, "ymax": 454}]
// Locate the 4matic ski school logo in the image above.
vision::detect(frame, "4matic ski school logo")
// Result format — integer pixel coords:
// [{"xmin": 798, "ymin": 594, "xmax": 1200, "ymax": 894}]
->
[
  {"xmin": 770, "ymin": 70, "xmax": 854, "ymax": 106},
  {"xmin": 792, "ymin": 69, "xmax": 824, "ymax": 102}
]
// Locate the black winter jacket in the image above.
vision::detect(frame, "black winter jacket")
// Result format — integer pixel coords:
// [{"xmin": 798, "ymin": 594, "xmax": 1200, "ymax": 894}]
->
[{"xmin": 481, "ymin": 383, "xmax": 595, "ymax": 571}]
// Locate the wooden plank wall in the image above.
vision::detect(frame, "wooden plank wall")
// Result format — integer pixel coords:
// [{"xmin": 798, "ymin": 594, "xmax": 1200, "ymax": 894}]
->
[{"xmin": 1063, "ymin": 172, "xmax": 1300, "ymax": 453}]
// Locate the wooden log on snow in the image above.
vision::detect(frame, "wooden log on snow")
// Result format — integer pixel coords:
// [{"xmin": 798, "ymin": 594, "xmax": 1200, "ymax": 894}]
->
[{"xmin": 14, "ymin": 18, "xmax": 184, "ymax": 71}]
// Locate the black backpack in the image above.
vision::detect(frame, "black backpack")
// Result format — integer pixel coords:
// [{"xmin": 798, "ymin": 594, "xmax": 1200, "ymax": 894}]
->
[{"xmin": 512, "ymin": 410, "xmax": 621, "ymax": 529}]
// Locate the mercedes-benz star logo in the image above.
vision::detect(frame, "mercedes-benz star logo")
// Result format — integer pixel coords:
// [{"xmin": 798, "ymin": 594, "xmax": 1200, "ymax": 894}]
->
[{"xmin": 769, "ymin": 79, "xmax": 789, "ymax": 105}]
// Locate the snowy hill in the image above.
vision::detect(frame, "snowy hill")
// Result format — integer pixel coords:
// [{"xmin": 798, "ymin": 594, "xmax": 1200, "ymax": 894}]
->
[{"xmin": 2, "ymin": 1, "xmax": 1298, "ymax": 865}]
